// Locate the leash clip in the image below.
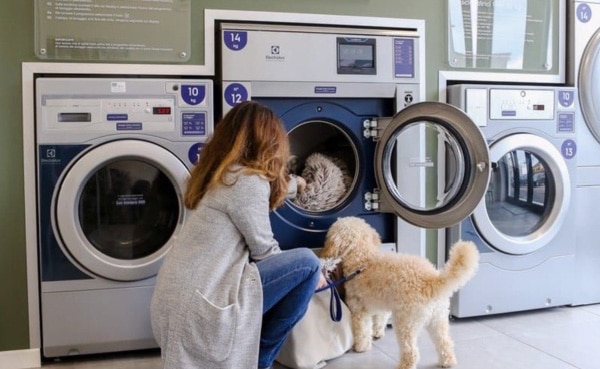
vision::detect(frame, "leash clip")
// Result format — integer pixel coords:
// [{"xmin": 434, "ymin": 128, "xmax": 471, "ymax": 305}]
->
[{"xmin": 344, "ymin": 267, "xmax": 365, "ymax": 282}]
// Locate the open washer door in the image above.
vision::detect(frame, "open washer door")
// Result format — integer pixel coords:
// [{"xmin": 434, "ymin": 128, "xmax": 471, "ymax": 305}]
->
[
  {"xmin": 579, "ymin": 27, "xmax": 600, "ymax": 144},
  {"xmin": 374, "ymin": 101, "xmax": 490, "ymax": 228}
]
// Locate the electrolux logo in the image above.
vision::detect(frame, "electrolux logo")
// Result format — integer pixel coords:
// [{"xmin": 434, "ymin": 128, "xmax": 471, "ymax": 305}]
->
[
  {"xmin": 265, "ymin": 45, "xmax": 285, "ymax": 61},
  {"xmin": 41, "ymin": 148, "xmax": 61, "ymax": 164}
]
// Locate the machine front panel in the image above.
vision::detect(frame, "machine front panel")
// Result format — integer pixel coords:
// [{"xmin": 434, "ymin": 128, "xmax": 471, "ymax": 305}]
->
[
  {"xmin": 38, "ymin": 144, "xmax": 92, "ymax": 282},
  {"xmin": 221, "ymin": 24, "xmax": 420, "ymax": 84},
  {"xmin": 448, "ymin": 85, "xmax": 577, "ymax": 257},
  {"xmin": 36, "ymin": 78, "xmax": 215, "ymax": 283},
  {"xmin": 219, "ymin": 22, "xmax": 494, "ymax": 251},
  {"xmin": 36, "ymin": 78, "xmax": 213, "ymax": 146},
  {"xmin": 446, "ymin": 84, "xmax": 577, "ymax": 317},
  {"xmin": 35, "ymin": 77, "xmax": 215, "ymax": 357},
  {"xmin": 258, "ymin": 97, "xmax": 396, "ymax": 249}
]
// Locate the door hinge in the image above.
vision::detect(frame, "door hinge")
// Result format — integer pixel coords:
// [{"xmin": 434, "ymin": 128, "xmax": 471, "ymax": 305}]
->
[
  {"xmin": 364, "ymin": 190, "xmax": 381, "ymax": 211},
  {"xmin": 362, "ymin": 118, "xmax": 380, "ymax": 141}
]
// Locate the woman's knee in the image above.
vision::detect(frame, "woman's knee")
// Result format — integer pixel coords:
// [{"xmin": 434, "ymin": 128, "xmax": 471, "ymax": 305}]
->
[{"xmin": 294, "ymin": 248, "xmax": 320, "ymax": 271}]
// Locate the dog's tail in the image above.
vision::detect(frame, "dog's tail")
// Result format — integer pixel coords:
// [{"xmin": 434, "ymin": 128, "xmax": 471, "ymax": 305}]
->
[{"xmin": 435, "ymin": 240, "xmax": 479, "ymax": 296}]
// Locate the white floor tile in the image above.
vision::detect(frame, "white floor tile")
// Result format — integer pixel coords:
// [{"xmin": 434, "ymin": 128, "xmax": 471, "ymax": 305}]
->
[
  {"xmin": 319, "ymin": 348, "xmax": 398, "ymax": 369},
  {"xmin": 373, "ymin": 322, "xmax": 575, "ymax": 369},
  {"xmin": 28, "ymin": 305, "xmax": 600, "ymax": 369},
  {"xmin": 508, "ymin": 317, "xmax": 600, "ymax": 369},
  {"xmin": 577, "ymin": 303, "xmax": 600, "ymax": 317},
  {"xmin": 450, "ymin": 334, "xmax": 577, "ymax": 369},
  {"xmin": 473, "ymin": 307, "xmax": 600, "ymax": 336}
]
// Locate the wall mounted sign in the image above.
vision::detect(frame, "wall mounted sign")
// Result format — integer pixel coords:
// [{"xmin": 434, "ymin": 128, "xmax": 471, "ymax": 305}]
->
[
  {"xmin": 447, "ymin": 0, "xmax": 559, "ymax": 72},
  {"xmin": 35, "ymin": 0, "xmax": 191, "ymax": 63}
]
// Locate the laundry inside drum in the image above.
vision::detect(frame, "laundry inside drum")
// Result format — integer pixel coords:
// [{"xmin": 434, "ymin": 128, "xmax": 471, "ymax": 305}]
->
[{"xmin": 287, "ymin": 120, "xmax": 357, "ymax": 212}]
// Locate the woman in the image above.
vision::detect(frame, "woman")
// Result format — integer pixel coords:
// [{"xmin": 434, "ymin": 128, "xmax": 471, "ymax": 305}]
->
[{"xmin": 151, "ymin": 101, "xmax": 326, "ymax": 369}]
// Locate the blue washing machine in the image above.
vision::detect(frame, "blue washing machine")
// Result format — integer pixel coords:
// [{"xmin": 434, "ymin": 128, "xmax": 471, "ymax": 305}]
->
[
  {"xmin": 256, "ymin": 97, "xmax": 396, "ymax": 249},
  {"xmin": 255, "ymin": 96, "xmax": 491, "ymax": 251},
  {"xmin": 34, "ymin": 77, "xmax": 213, "ymax": 357},
  {"xmin": 447, "ymin": 85, "xmax": 577, "ymax": 317},
  {"xmin": 219, "ymin": 23, "xmax": 492, "ymax": 254}
]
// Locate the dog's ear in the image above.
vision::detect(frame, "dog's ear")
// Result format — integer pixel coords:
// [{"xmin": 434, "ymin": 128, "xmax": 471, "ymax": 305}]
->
[
  {"xmin": 320, "ymin": 243, "xmax": 333, "ymax": 258},
  {"xmin": 371, "ymin": 228, "xmax": 381, "ymax": 247},
  {"xmin": 320, "ymin": 237, "xmax": 340, "ymax": 258}
]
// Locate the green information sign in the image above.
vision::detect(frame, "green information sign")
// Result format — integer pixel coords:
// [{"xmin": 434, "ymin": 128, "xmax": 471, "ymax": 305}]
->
[{"xmin": 35, "ymin": 0, "xmax": 191, "ymax": 63}]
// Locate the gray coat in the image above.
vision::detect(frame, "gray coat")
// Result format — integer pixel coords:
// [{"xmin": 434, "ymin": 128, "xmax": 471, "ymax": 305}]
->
[{"xmin": 151, "ymin": 170, "xmax": 286, "ymax": 369}]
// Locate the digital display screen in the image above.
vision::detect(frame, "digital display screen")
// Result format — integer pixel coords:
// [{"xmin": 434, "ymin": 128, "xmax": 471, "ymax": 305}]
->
[
  {"xmin": 153, "ymin": 106, "xmax": 172, "ymax": 115},
  {"xmin": 58, "ymin": 112, "xmax": 91, "ymax": 122},
  {"xmin": 337, "ymin": 37, "xmax": 376, "ymax": 75},
  {"xmin": 533, "ymin": 104, "xmax": 545, "ymax": 111},
  {"xmin": 338, "ymin": 44, "xmax": 374, "ymax": 68}
]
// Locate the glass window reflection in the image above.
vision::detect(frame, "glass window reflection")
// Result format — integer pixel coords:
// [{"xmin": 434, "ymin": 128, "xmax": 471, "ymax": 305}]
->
[
  {"xmin": 447, "ymin": 0, "xmax": 556, "ymax": 72},
  {"xmin": 79, "ymin": 160, "xmax": 179, "ymax": 260},
  {"xmin": 486, "ymin": 149, "xmax": 551, "ymax": 237}
]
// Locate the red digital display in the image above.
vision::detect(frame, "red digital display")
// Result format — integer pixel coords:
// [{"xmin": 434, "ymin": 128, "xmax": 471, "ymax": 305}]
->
[{"xmin": 153, "ymin": 107, "xmax": 172, "ymax": 115}]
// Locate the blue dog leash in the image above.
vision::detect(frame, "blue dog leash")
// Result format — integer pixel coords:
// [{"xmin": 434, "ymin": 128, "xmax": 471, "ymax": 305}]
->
[
  {"xmin": 315, "ymin": 267, "xmax": 365, "ymax": 322},
  {"xmin": 315, "ymin": 267, "xmax": 364, "ymax": 293}
]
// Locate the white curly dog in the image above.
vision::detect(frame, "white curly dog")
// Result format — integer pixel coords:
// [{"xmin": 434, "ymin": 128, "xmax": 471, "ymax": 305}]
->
[{"xmin": 320, "ymin": 216, "xmax": 479, "ymax": 369}]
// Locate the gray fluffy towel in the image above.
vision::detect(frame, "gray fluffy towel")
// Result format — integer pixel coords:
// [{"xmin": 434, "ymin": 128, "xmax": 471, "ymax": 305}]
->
[{"xmin": 293, "ymin": 153, "xmax": 351, "ymax": 211}]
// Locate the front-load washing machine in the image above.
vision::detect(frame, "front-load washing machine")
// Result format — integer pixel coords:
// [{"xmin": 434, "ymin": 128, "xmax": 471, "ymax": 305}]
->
[
  {"xmin": 34, "ymin": 77, "xmax": 213, "ymax": 357},
  {"xmin": 218, "ymin": 22, "xmax": 491, "ymax": 253},
  {"xmin": 569, "ymin": 0, "xmax": 600, "ymax": 305},
  {"xmin": 447, "ymin": 84, "xmax": 577, "ymax": 317}
]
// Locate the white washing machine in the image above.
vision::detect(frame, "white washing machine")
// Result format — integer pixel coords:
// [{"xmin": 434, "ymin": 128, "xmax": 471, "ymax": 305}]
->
[
  {"xmin": 447, "ymin": 84, "xmax": 577, "ymax": 317},
  {"xmin": 33, "ymin": 78, "xmax": 213, "ymax": 357},
  {"xmin": 218, "ymin": 22, "xmax": 491, "ymax": 254},
  {"xmin": 569, "ymin": 0, "xmax": 600, "ymax": 305}
]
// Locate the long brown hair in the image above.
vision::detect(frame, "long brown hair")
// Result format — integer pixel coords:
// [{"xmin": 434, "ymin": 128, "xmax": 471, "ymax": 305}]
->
[{"xmin": 184, "ymin": 101, "xmax": 290, "ymax": 210}]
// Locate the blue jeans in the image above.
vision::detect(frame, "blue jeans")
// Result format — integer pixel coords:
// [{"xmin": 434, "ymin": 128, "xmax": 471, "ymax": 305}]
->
[{"xmin": 255, "ymin": 248, "xmax": 321, "ymax": 368}]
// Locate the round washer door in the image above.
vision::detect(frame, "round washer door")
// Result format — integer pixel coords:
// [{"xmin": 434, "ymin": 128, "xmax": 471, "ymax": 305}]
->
[
  {"xmin": 53, "ymin": 140, "xmax": 189, "ymax": 281},
  {"xmin": 580, "ymin": 27, "xmax": 600, "ymax": 143},
  {"xmin": 471, "ymin": 133, "xmax": 571, "ymax": 255},
  {"xmin": 375, "ymin": 101, "xmax": 490, "ymax": 228}
]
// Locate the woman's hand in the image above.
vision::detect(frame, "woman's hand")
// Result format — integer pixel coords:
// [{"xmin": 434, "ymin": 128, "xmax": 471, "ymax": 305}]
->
[{"xmin": 316, "ymin": 272, "xmax": 328, "ymax": 291}]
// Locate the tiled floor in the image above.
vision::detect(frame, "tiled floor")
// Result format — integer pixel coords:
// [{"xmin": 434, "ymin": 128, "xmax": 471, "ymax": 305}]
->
[{"xmin": 34, "ymin": 304, "xmax": 600, "ymax": 369}]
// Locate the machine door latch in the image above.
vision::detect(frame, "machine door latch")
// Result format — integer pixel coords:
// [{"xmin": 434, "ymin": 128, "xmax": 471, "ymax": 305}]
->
[
  {"xmin": 362, "ymin": 119, "xmax": 380, "ymax": 141},
  {"xmin": 364, "ymin": 190, "xmax": 381, "ymax": 211}
]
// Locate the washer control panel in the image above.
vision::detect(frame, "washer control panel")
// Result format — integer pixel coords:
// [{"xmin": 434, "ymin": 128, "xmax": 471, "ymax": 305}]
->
[
  {"xmin": 448, "ymin": 84, "xmax": 576, "ymax": 139},
  {"xmin": 37, "ymin": 78, "xmax": 213, "ymax": 140},
  {"xmin": 489, "ymin": 88, "xmax": 555, "ymax": 120}
]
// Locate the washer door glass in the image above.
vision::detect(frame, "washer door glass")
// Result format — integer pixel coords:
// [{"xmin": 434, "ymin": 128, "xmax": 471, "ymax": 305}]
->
[
  {"xmin": 54, "ymin": 140, "xmax": 188, "ymax": 281},
  {"xmin": 375, "ymin": 101, "xmax": 490, "ymax": 228},
  {"xmin": 79, "ymin": 160, "xmax": 179, "ymax": 260},
  {"xmin": 287, "ymin": 120, "xmax": 357, "ymax": 212},
  {"xmin": 579, "ymin": 27, "xmax": 600, "ymax": 143},
  {"xmin": 472, "ymin": 133, "xmax": 571, "ymax": 254}
]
